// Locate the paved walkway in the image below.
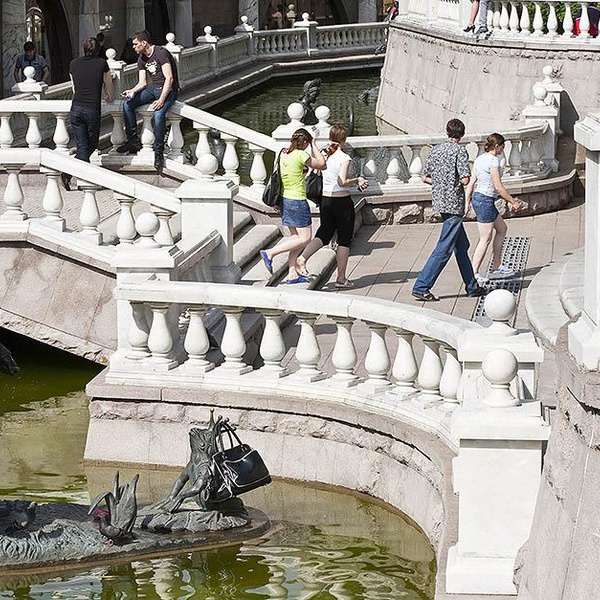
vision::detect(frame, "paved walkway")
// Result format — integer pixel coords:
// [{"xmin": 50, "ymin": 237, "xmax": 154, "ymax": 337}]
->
[{"xmin": 290, "ymin": 202, "xmax": 585, "ymax": 401}]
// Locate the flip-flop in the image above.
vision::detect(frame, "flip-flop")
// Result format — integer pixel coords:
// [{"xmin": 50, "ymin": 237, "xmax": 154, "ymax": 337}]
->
[
  {"xmin": 335, "ymin": 279, "xmax": 354, "ymax": 289},
  {"xmin": 282, "ymin": 276, "xmax": 309, "ymax": 284},
  {"xmin": 260, "ymin": 250, "xmax": 273, "ymax": 274},
  {"xmin": 296, "ymin": 258, "xmax": 310, "ymax": 278}
]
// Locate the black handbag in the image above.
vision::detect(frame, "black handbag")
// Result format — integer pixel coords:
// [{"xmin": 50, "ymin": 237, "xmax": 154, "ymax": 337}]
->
[
  {"xmin": 305, "ymin": 169, "xmax": 323, "ymax": 206},
  {"xmin": 210, "ymin": 421, "xmax": 271, "ymax": 502},
  {"xmin": 262, "ymin": 151, "xmax": 283, "ymax": 207}
]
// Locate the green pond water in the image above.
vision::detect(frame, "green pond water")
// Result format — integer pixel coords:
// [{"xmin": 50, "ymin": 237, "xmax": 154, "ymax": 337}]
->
[{"xmin": 0, "ymin": 71, "xmax": 436, "ymax": 599}]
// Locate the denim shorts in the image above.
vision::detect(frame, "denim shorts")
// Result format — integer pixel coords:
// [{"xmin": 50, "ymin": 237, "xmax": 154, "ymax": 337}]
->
[
  {"xmin": 281, "ymin": 197, "xmax": 311, "ymax": 228},
  {"xmin": 472, "ymin": 192, "xmax": 499, "ymax": 223}
]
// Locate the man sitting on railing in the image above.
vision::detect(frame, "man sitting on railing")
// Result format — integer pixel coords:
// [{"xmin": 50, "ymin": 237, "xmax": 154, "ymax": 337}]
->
[{"xmin": 117, "ymin": 30, "xmax": 179, "ymax": 172}]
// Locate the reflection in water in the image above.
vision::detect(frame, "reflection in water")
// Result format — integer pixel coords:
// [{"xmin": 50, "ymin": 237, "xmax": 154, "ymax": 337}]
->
[{"xmin": 0, "ymin": 335, "xmax": 435, "ymax": 599}]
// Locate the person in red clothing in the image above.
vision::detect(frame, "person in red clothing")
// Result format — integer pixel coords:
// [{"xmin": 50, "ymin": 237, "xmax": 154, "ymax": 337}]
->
[{"xmin": 574, "ymin": 4, "xmax": 600, "ymax": 35}]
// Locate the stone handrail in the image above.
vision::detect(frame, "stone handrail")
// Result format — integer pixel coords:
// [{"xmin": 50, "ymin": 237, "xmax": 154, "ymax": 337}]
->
[
  {"xmin": 254, "ymin": 28, "xmax": 309, "ymax": 55},
  {"xmin": 400, "ymin": 0, "xmax": 600, "ymax": 46},
  {"xmin": 314, "ymin": 22, "xmax": 388, "ymax": 49}
]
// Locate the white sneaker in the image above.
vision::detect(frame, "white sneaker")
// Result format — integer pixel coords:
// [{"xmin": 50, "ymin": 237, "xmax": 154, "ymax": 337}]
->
[
  {"xmin": 475, "ymin": 273, "xmax": 489, "ymax": 285},
  {"xmin": 489, "ymin": 266, "xmax": 516, "ymax": 279}
]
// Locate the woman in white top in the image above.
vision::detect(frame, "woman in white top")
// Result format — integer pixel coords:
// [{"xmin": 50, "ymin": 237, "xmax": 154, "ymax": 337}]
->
[
  {"xmin": 297, "ymin": 124, "xmax": 368, "ymax": 288},
  {"xmin": 466, "ymin": 132, "xmax": 521, "ymax": 283}
]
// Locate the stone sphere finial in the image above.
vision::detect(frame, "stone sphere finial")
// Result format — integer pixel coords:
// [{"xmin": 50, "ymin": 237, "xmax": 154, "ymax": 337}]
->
[
  {"xmin": 533, "ymin": 83, "xmax": 548, "ymax": 106},
  {"xmin": 315, "ymin": 105, "xmax": 330, "ymax": 121},
  {"xmin": 287, "ymin": 102, "xmax": 305, "ymax": 121},
  {"xmin": 241, "ymin": 15, "xmax": 248, "ymax": 24},
  {"xmin": 302, "ymin": 12, "xmax": 310, "ymax": 21},
  {"xmin": 484, "ymin": 289, "xmax": 517, "ymax": 336},
  {"xmin": 166, "ymin": 32, "xmax": 175, "ymax": 43},
  {"xmin": 23, "ymin": 66, "xmax": 36, "ymax": 83},
  {"xmin": 542, "ymin": 64, "xmax": 553, "ymax": 82},
  {"xmin": 204, "ymin": 25, "xmax": 213, "ymax": 35},
  {"xmin": 135, "ymin": 212, "xmax": 160, "ymax": 246},
  {"xmin": 106, "ymin": 48, "xmax": 116, "ymax": 60},
  {"xmin": 482, "ymin": 349, "xmax": 520, "ymax": 407},
  {"xmin": 197, "ymin": 154, "xmax": 219, "ymax": 177}
]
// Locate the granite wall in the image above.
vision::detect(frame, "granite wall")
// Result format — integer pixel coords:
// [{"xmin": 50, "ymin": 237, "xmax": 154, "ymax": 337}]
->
[
  {"xmin": 376, "ymin": 23, "xmax": 600, "ymax": 136},
  {"xmin": 514, "ymin": 325, "xmax": 600, "ymax": 599}
]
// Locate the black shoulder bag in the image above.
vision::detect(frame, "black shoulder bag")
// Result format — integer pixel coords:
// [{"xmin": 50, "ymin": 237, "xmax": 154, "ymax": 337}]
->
[
  {"xmin": 262, "ymin": 151, "xmax": 283, "ymax": 207},
  {"xmin": 305, "ymin": 149, "xmax": 327, "ymax": 206},
  {"xmin": 210, "ymin": 420, "xmax": 272, "ymax": 502}
]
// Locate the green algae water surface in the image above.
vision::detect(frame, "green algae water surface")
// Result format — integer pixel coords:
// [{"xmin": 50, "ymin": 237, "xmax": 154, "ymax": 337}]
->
[{"xmin": 0, "ymin": 331, "xmax": 435, "ymax": 599}]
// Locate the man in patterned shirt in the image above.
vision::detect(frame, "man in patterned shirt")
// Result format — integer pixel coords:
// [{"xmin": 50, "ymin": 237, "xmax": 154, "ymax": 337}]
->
[{"xmin": 412, "ymin": 119, "xmax": 484, "ymax": 301}]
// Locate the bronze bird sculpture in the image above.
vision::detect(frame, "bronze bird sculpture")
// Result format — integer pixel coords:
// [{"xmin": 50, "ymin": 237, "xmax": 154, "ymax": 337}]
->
[{"xmin": 88, "ymin": 472, "xmax": 139, "ymax": 545}]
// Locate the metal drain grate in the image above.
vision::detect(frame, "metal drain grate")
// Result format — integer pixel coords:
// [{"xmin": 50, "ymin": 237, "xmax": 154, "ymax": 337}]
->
[{"xmin": 472, "ymin": 236, "xmax": 531, "ymax": 326}]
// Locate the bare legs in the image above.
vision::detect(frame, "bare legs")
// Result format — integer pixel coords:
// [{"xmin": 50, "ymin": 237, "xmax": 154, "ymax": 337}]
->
[
  {"xmin": 263, "ymin": 225, "xmax": 312, "ymax": 279},
  {"xmin": 468, "ymin": 0, "xmax": 480, "ymax": 26},
  {"xmin": 471, "ymin": 216, "xmax": 508, "ymax": 275},
  {"xmin": 298, "ymin": 239, "xmax": 351, "ymax": 284}
]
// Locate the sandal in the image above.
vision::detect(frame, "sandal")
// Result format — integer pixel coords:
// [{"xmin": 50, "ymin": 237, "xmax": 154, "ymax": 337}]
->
[
  {"xmin": 282, "ymin": 276, "xmax": 310, "ymax": 284},
  {"xmin": 296, "ymin": 257, "xmax": 310, "ymax": 278},
  {"xmin": 412, "ymin": 291, "xmax": 439, "ymax": 302},
  {"xmin": 335, "ymin": 279, "xmax": 354, "ymax": 289}
]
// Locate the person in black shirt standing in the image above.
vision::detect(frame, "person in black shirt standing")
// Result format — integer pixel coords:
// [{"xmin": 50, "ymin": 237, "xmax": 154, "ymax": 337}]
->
[
  {"xmin": 63, "ymin": 37, "xmax": 114, "ymax": 189},
  {"xmin": 117, "ymin": 30, "xmax": 179, "ymax": 172}
]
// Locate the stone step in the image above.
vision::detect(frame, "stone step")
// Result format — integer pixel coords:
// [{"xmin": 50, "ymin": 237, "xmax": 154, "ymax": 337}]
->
[
  {"xmin": 232, "ymin": 223, "xmax": 280, "ymax": 271},
  {"xmin": 232, "ymin": 211, "xmax": 254, "ymax": 237}
]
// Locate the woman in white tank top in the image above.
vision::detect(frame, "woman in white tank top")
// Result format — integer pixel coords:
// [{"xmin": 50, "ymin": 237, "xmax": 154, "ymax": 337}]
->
[{"xmin": 297, "ymin": 124, "xmax": 368, "ymax": 288}]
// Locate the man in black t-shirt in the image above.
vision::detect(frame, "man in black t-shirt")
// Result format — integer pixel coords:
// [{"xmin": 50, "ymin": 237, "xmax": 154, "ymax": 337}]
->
[
  {"xmin": 117, "ymin": 29, "xmax": 179, "ymax": 172},
  {"xmin": 64, "ymin": 37, "xmax": 114, "ymax": 189}
]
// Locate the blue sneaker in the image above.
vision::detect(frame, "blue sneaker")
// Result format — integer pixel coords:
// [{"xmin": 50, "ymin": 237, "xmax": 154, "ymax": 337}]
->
[
  {"xmin": 282, "ymin": 276, "xmax": 310, "ymax": 284},
  {"xmin": 260, "ymin": 250, "xmax": 273, "ymax": 274}
]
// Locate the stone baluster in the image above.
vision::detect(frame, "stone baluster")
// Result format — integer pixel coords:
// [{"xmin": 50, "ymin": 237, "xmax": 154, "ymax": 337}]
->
[
  {"xmin": 147, "ymin": 304, "xmax": 175, "ymax": 365},
  {"xmin": 115, "ymin": 193, "xmax": 137, "ymax": 244},
  {"xmin": 487, "ymin": 2, "xmax": 494, "ymax": 29},
  {"xmin": 546, "ymin": 1, "xmax": 559, "ymax": 37},
  {"xmin": 439, "ymin": 345, "xmax": 462, "ymax": 404},
  {"xmin": 499, "ymin": 1, "xmax": 510, "ymax": 31},
  {"xmin": 78, "ymin": 181, "xmax": 103, "ymax": 244},
  {"xmin": 482, "ymin": 349, "xmax": 520, "ymax": 407},
  {"xmin": 40, "ymin": 167, "xmax": 66, "ymax": 231},
  {"xmin": 139, "ymin": 112, "xmax": 155, "ymax": 156},
  {"xmin": 127, "ymin": 302, "xmax": 151, "ymax": 359},
  {"xmin": 529, "ymin": 135, "xmax": 542, "ymax": 172},
  {"xmin": 50, "ymin": 114, "xmax": 70, "ymax": 154},
  {"xmin": 330, "ymin": 317, "xmax": 359, "ymax": 387},
  {"xmin": 182, "ymin": 306, "xmax": 215, "ymax": 373},
  {"xmin": 492, "ymin": 1, "xmax": 502, "ymax": 30},
  {"xmin": 362, "ymin": 152, "xmax": 377, "ymax": 185},
  {"xmin": 507, "ymin": 139, "xmax": 522, "ymax": 175},
  {"xmin": 385, "ymin": 152, "xmax": 401, "ymax": 186},
  {"xmin": 218, "ymin": 307, "xmax": 252, "ymax": 375},
  {"xmin": 390, "ymin": 329, "xmax": 418, "ymax": 399},
  {"xmin": 110, "ymin": 111, "xmax": 127, "ymax": 152},
  {"xmin": 408, "ymin": 145, "xmax": 424, "ymax": 184},
  {"xmin": 532, "ymin": 2, "xmax": 544, "ymax": 36},
  {"xmin": 151, "ymin": 207, "xmax": 175, "ymax": 246},
  {"xmin": 25, "ymin": 113, "xmax": 42, "ymax": 149},
  {"xmin": 362, "ymin": 323, "xmax": 391, "ymax": 393},
  {"xmin": 259, "ymin": 310, "xmax": 287, "ymax": 378},
  {"xmin": 579, "ymin": 1, "xmax": 591, "ymax": 38},
  {"xmin": 520, "ymin": 138, "xmax": 532, "ymax": 173},
  {"xmin": 519, "ymin": 0, "xmax": 531, "ymax": 35},
  {"xmin": 293, "ymin": 314, "xmax": 324, "ymax": 381},
  {"xmin": 1, "ymin": 164, "xmax": 27, "ymax": 226},
  {"xmin": 221, "ymin": 134, "xmax": 240, "ymax": 185},
  {"xmin": 508, "ymin": 1, "xmax": 520, "ymax": 33},
  {"xmin": 0, "ymin": 114, "xmax": 13, "ymax": 149},
  {"xmin": 562, "ymin": 3, "xmax": 574, "ymax": 37},
  {"xmin": 417, "ymin": 337, "xmax": 443, "ymax": 403},
  {"xmin": 248, "ymin": 144, "xmax": 267, "ymax": 194},
  {"xmin": 167, "ymin": 115, "xmax": 184, "ymax": 163},
  {"xmin": 194, "ymin": 123, "xmax": 212, "ymax": 163}
]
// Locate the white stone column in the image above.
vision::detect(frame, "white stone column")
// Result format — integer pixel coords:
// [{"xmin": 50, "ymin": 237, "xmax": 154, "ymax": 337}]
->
[
  {"xmin": 79, "ymin": 0, "xmax": 100, "ymax": 53},
  {"xmin": 522, "ymin": 84, "xmax": 559, "ymax": 172},
  {"xmin": 175, "ymin": 0, "xmax": 193, "ymax": 47},
  {"xmin": 2, "ymin": 0, "xmax": 27, "ymax": 98},
  {"xmin": 570, "ymin": 112, "xmax": 600, "ymax": 370},
  {"xmin": 126, "ymin": 0, "xmax": 146, "ymax": 36},
  {"xmin": 174, "ymin": 155, "xmax": 241, "ymax": 283},
  {"xmin": 358, "ymin": 0, "xmax": 378, "ymax": 23}
]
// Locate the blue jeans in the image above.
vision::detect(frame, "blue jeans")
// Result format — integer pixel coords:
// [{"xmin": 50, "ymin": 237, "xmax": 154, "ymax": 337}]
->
[
  {"xmin": 478, "ymin": 0, "xmax": 490, "ymax": 31},
  {"xmin": 123, "ymin": 87, "xmax": 177, "ymax": 153},
  {"xmin": 413, "ymin": 214, "xmax": 478, "ymax": 295},
  {"xmin": 70, "ymin": 104, "xmax": 101, "ymax": 162}
]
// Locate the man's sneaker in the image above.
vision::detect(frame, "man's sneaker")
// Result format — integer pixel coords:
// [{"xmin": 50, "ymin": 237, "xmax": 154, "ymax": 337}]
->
[
  {"xmin": 154, "ymin": 152, "xmax": 164, "ymax": 172},
  {"xmin": 475, "ymin": 273, "xmax": 489, "ymax": 285},
  {"xmin": 475, "ymin": 27, "xmax": 491, "ymax": 39},
  {"xmin": 467, "ymin": 286, "xmax": 485, "ymax": 298},
  {"xmin": 489, "ymin": 266, "xmax": 516, "ymax": 279},
  {"xmin": 116, "ymin": 140, "xmax": 142, "ymax": 154}
]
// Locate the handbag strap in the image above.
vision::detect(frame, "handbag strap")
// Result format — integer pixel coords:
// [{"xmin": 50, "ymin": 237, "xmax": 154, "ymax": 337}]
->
[{"xmin": 214, "ymin": 420, "xmax": 244, "ymax": 453}]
